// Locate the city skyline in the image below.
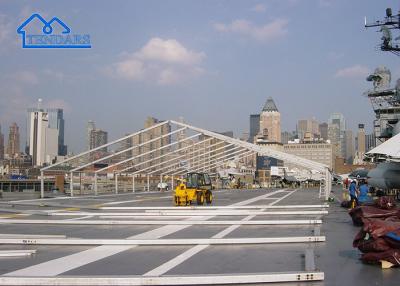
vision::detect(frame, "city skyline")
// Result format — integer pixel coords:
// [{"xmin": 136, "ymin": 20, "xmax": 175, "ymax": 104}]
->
[
  {"xmin": 0, "ymin": 99, "xmax": 378, "ymax": 156},
  {"xmin": 0, "ymin": 1, "xmax": 398, "ymax": 153}
]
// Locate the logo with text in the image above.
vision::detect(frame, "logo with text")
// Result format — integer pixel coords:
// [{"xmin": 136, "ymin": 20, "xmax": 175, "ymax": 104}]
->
[{"xmin": 17, "ymin": 13, "xmax": 91, "ymax": 49}]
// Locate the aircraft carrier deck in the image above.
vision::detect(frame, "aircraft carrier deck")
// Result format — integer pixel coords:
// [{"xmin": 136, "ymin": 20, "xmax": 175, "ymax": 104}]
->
[{"xmin": 0, "ymin": 187, "xmax": 398, "ymax": 285}]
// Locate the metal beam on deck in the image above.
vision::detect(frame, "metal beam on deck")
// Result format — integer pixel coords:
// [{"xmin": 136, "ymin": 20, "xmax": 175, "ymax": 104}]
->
[
  {"xmin": 0, "ymin": 272, "xmax": 324, "ymax": 285},
  {"xmin": 0, "ymin": 236, "xmax": 326, "ymax": 245}
]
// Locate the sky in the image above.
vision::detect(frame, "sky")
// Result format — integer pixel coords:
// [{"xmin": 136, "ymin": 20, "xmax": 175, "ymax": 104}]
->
[{"xmin": 0, "ymin": 0, "xmax": 399, "ymax": 153}]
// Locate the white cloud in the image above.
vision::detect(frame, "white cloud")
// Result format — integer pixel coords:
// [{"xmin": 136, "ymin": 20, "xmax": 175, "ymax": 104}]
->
[
  {"xmin": 114, "ymin": 58, "xmax": 144, "ymax": 80},
  {"xmin": 109, "ymin": 38, "xmax": 206, "ymax": 85},
  {"xmin": 335, "ymin": 65, "xmax": 370, "ymax": 79},
  {"xmin": 251, "ymin": 4, "xmax": 267, "ymax": 13},
  {"xmin": 213, "ymin": 18, "xmax": 289, "ymax": 42},
  {"xmin": 135, "ymin": 38, "xmax": 205, "ymax": 65}
]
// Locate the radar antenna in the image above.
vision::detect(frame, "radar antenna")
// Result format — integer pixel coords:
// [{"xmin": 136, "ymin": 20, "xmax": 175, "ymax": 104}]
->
[{"xmin": 365, "ymin": 7, "xmax": 400, "ymax": 56}]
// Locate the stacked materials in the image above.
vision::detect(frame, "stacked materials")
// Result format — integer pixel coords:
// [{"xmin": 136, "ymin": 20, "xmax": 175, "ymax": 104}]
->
[
  {"xmin": 349, "ymin": 197, "xmax": 399, "ymax": 226},
  {"xmin": 350, "ymin": 197, "xmax": 400, "ymax": 267}
]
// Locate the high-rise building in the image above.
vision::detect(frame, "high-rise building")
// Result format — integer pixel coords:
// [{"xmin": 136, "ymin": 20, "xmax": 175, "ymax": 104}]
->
[
  {"xmin": 353, "ymin": 124, "xmax": 367, "ymax": 165},
  {"xmin": 281, "ymin": 131, "xmax": 296, "ymax": 144},
  {"xmin": 357, "ymin": 124, "xmax": 366, "ymax": 154},
  {"xmin": 249, "ymin": 114, "xmax": 260, "ymax": 143},
  {"xmin": 27, "ymin": 103, "xmax": 67, "ymax": 166},
  {"xmin": 28, "ymin": 110, "xmax": 58, "ymax": 166},
  {"xmin": 87, "ymin": 120, "xmax": 96, "ymax": 150},
  {"xmin": 328, "ymin": 124, "xmax": 340, "ymax": 157},
  {"xmin": 259, "ymin": 97, "xmax": 281, "ymax": 143},
  {"xmin": 319, "ymin": 122, "xmax": 328, "ymax": 141},
  {"xmin": 329, "ymin": 113, "xmax": 346, "ymax": 132},
  {"xmin": 284, "ymin": 141, "xmax": 334, "ymax": 169},
  {"xmin": 6, "ymin": 123, "xmax": 20, "ymax": 158},
  {"xmin": 328, "ymin": 113, "xmax": 346, "ymax": 158},
  {"xmin": 365, "ymin": 133, "xmax": 376, "ymax": 152},
  {"xmin": 115, "ymin": 134, "xmax": 133, "ymax": 161},
  {"xmin": 0, "ymin": 125, "xmax": 4, "ymax": 160},
  {"xmin": 47, "ymin": 109, "xmax": 67, "ymax": 155},
  {"xmin": 344, "ymin": 130, "xmax": 354, "ymax": 164},
  {"xmin": 132, "ymin": 117, "xmax": 171, "ymax": 167},
  {"xmin": 89, "ymin": 129, "xmax": 108, "ymax": 151},
  {"xmin": 297, "ymin": 118, "xmax": 320, "ymax": 140}
]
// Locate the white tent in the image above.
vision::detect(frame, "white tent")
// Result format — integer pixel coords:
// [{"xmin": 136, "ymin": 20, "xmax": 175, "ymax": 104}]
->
[
  {"xmin": 40, "ymin": 120, "xmax": 332, "ymax": 199},
  {"xmin": 365, "ymin": 132, "xmax": 400, "ymax": 162}
]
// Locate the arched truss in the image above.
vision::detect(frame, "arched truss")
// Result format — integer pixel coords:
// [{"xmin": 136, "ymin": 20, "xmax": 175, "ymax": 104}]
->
[{"xmin": 41, "ymin": 120, "xmax": 332, "ymax": 199}]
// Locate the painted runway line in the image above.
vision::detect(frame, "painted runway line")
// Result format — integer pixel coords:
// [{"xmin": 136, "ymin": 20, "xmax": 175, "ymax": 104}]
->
[
  {"xmin": 50, "ymin": 210, "xmax": 328, "ymax": 216},
  {"xmin": 101, "ymin": 204, "xmax": 329, "ymax": 210},
  {"xmin": 0, "ymin": 236, "xmax": 326, "ymax": 245},
  {"xmin": 3, "ymin": 189, "xmax": 286, "ymax": 277},
  {"xmin": 0, "ymin": 219, "xmax": 322, "ymax": 225},
  {"xmin": 143, "ymin": 189, "xmax": 298, "ymax": 277}
]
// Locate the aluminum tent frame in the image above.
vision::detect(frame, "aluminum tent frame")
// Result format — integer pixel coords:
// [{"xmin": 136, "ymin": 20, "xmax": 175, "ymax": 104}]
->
[{"xmin": 41, "ymin": 120, "xmax": 332, "ymax": 199}]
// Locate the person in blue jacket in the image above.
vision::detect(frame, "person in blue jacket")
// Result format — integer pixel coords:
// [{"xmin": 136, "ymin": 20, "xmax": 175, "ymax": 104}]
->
[
  {"xmin": 348, "ymin": 180, "xmax": 358, "ymax": 207},
  {"xmin": 358, "ymin": 180, "xmax": 372, "ymax": 204}
]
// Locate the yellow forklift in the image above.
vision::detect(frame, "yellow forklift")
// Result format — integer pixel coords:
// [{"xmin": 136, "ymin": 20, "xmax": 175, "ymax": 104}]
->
[{"xmin": 174, "ymin": 172, "xmax": 213, "ymax": 206}]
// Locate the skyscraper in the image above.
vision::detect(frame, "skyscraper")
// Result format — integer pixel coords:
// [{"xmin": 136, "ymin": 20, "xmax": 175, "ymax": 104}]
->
[
  {"xmin": 344, "ymin": 130, "xmax": 354, "ymax": 164},
  {"xmin": 357, "ymin": 124, "xmax": 366, "ymax": 154},
  {"xmin": 353, "ymin": 124, "xmax": 367, "ymax": 165},
  {"xmin": 0, "ymin": 125, "xmax": 4, "ymax": 160},
  {"xmin": 297, "ymin": 118, "xmax": 320, "ymax": 139},
  {"xmin": 47, "ymin": 109, "xmax": 67, "ymax": 155},
  {"xmin": 27, "ymin": 106, "xmax": 66, "ymax": 166},
  {"xmin": 28, "ymin": 110, "xmax": 58, "ymax": 166},
  {"xmin": 249, "ymin": 114, "xmax": 260, "ymax": 143},
  {"xmin": 328, "ymin": 113, "xmax": 346, "ymax": 158},
  {"xmin": 281, "ymin": 131, "xmax": 296, "ymax": 144},
  {"xmin": 87, "ymin": 120, "xmax": 96, "ymax": 150},
  {"xmin": 328, "ymin": 124, "xmax": 340, "ymax": 157},
  {"xmin": 89, "ymin": 129, "xmax": 108, "ymax": 151},
  {"xmin": 365, "ymin": 133, "xmax": 376, "ymax": 152},
  {"xmin": 6, "ymin": 123, "xmax": 20, "ymax": 158},
  {"xmin": 259, "ymin": 97, "xmax": 281, "ymax": 143},
  {"xmin": 328, "ymin": 113, "xmax": 346, "ymax": 132},
  {"xmin": 319, "ymin": 122, "xmax": 328, "ymax": 141},
  {"xmin": 132, "ymin": 117, "xmax": 171, "ymax": 167}
]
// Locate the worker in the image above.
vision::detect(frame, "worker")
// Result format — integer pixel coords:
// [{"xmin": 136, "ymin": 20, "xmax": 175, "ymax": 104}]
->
[
  {"xmin": 358, "ymin": 180, "xmax": 372, "ymax": 205},
  {"xmin": 348, "ymin": 180, "xmax": 358, "ymax": 208},
  {"xmin": 344, "ymin": 177, "xmax": 349, "ymax": 189}
]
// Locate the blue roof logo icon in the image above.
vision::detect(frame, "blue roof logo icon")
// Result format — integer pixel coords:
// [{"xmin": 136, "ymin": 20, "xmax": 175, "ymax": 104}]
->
[{"xmin": 17, "ymin": 13, "xmax": 91, "ymax": 49}]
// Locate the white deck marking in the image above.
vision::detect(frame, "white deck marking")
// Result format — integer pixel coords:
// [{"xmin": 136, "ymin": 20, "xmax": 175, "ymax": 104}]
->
[
  {"xmin": 0, "ymin": 236, "xmax": 326, "ymax": 245},
  {"xmin": 0, "ymin": 234, "xmax": 66, "ymax": 239},
  {"xmin": 0, "ymin": 250, "xmax": 36, "ymax": 257},
  {"xmin": 143, "ymin": 189, "xmax": 296, "ymax": 277},
  {"xmin": 3, "ymin": 189, "xmax": 284, "ymax": 277},
  {"xmin": 0, "ymin": 219, "xmax": 322, "ymax": 225},
  {"xmin": 101, "ymin": 204, "xmax": 329, "ymax": 210},
  {"xmin": 7, "ymin": 191, "xmax": 170, "ymax": 204},
  {"xmin": 50, "ymin": 210, "xmax": 328, "ymax": 216},
  {"xmin": 101, "ymin": 196, "xmax": 171, "ymax": 206},
  {"xmin": 64, "ymin": 215, "xmax": 93, "ymax": 221}
]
